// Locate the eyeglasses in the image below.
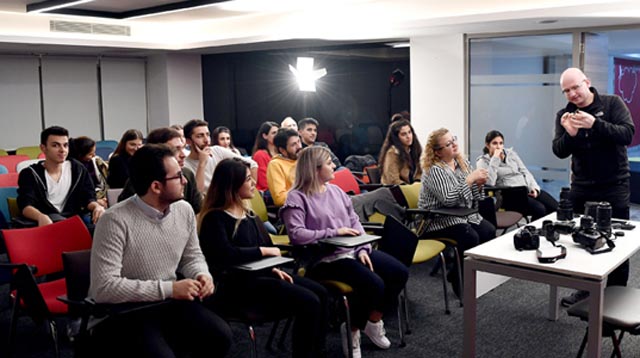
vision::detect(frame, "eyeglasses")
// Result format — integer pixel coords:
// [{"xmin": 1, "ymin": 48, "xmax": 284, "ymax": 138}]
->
[
  {"xmin": 561, "ymin": 79, "xmax": 586, "ymax": 95},
  {"xmin": 434, "ymin": 136, "xmax": 458, "ymax": 150},
  {"xmin": 163, "ymin": 171, "xmax": 184, "ymax": 182}
]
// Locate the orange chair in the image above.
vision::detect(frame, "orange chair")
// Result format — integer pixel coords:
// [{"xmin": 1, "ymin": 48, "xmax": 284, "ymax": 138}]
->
[
  {"xmin": 2, "ymin": 216, "xmax": 93, "ymax": 357},
  {"xmin": 0, "ymin": 173, "xmax": 19, "ymax": 187},
  {"xmin": 0, "ymin": 154, "xmax": 30, "ymax": 173}
]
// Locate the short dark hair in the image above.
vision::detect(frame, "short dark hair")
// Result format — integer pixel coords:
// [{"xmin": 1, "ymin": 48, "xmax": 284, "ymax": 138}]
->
[
  {"xmin": 130, "ymin": 144, "xmax": 174, "ymax": 196},
  {"xmin": 40, "ymin": 126, "xmax": 69, "ymax": 145},
  {"xmin": 69, "ymin": 136, "xmax": 96, "ymax": 160},
  {"xmin": 184, "ymin": 119, "xmax": 208, "ymax": 140},
  {"xmin": 298, "ymin": 117, "xmax": 319, "ymax": 131},
  {"xmin": 273, "ymin": 128, "xmax": 299, "ymax": 151},
  {"xmin": 146, "ymin": 127, "xmax": 182, "ymax": 145}
]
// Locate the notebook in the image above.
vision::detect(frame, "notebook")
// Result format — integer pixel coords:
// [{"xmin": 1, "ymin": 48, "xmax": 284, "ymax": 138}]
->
[
  {"xmin": 233, "ymin": 256, "xmax": 293, "ymax": 271},
  {"xmin": 319, "ymin": 234, "xmax": 381, "ymax": 248}
]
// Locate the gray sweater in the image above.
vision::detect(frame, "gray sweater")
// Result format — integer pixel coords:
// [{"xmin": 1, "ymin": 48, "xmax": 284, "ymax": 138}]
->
[
  {"xmin": 89, "ymin": 197, "xmax": 209, "ymax": 304},
  {"xmin": 475, "ymin": 149, "xmax": 539, "ymax": 192}
]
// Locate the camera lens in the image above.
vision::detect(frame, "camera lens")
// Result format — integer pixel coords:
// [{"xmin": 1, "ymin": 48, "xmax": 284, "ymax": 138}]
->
[
  {"xmin": 560, "ymin": 187, "xmax": 571, "ymax": 201},
  {"xmin": 580, "ymin": 215, "xmax": 594, "ymax": 230},
  {"xmin": 596, "ymin": 202, "xmax": 612, "ymax": 234}
]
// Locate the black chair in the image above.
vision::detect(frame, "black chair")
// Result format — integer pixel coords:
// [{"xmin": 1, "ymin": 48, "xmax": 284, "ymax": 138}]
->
[
  {"xmin": 484, "ymin": 185, "xmax": 528, "ymax": 234},
  {"xmin": 567, "ymin": 286, "xmax": 640, "ymax": 358}
]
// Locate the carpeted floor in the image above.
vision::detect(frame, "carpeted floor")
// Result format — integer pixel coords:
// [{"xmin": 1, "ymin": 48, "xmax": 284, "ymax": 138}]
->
[{"xmin": 2, "ymin": 205, "xmax": 640, "ymax": 357}]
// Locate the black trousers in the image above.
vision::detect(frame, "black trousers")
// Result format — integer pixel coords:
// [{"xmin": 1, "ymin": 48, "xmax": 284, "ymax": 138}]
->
[
  {"xmin": 571, "ymin": 179, "xmax": 630, "ymax": 286},
  {"xmin": 92, "ymin": 300, "xmax": 232, "ymax": 358},
  {"xmin": 208, "ymin": 275, "xmax": 328, "ymax": 358},
  {"xmin": 307, "ymin": 250, "xmax": 409, "ymax": 330}
]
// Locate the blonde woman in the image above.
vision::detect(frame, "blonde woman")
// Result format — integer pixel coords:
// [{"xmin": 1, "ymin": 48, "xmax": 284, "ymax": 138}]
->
[
  {"xmin": 418, "ymin": 128, "xmax": 495, "ymax": 297},
  {"xmin": 281, "ymin": 146, "xmax": 408, "ymax": 358}
]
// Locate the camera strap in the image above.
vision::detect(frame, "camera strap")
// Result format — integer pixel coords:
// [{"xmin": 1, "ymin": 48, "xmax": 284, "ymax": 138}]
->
[
  {"xmin": 586, "ymin": 237, "xmax": 615, "ymax": 255},
  {"xmin": 536, "ymin": 243, "xmax": 567, "ymax": 264}
]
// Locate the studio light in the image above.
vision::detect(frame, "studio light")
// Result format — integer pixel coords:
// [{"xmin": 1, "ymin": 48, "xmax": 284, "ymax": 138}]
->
[{"xmin": 289, "ymin": 57, "xmax": 327, "ymax": 92}]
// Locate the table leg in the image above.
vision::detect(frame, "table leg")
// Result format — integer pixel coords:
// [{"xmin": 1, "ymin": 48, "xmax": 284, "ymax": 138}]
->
[
  {"xmin": 586, "ymin": 282, "xmax": 604, "ymax": 358},
  {"xmin": 463, "ymin": 259, "xmax": 478, "ymax": 358},
  {"xmin": 548, "ymin": 284, "xmax": 559, "ymax": 321}
]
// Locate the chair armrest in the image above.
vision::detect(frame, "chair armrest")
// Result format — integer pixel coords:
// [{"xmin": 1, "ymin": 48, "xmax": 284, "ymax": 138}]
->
[
  {"xmin": 430, "ymin": 207, "xmax": 478, "ymax": 217},
  {"xmin": 361, "ymin": 222, "xmax": 384, "ymax": 235}
]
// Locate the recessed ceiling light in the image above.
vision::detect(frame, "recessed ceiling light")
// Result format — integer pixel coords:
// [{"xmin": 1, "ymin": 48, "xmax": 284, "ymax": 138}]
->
[{"xmin": 538, "ymin": 19, "xmax": 558, "ymax": 24}]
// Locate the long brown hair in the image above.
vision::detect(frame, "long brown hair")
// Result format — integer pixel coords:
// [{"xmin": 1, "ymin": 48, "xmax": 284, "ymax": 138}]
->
[
  {"xmin": 378, "ymin": 119, "xmax": 422, "ymax": 173},
  {"xmin": 420, "ymin": 128, "xmax": 470, "ymax": 174}
]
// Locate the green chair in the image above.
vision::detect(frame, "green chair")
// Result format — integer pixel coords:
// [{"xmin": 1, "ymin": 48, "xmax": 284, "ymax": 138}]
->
[{"xmin": 16, "ymin": 146, "xmax": 41, "ymax": 159}]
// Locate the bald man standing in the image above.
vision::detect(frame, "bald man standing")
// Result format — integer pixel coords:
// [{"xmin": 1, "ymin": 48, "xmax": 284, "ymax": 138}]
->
[{"xmin": 553, "ymin": 67, "xmax": 635, "ymax": 306}]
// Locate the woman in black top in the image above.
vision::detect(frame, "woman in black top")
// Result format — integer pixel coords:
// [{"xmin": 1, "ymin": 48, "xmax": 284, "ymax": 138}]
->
[
  {"xmin": 198, "ymin": 157, "xmax": 328, "ymax": 358},
  {"xmin": 106, "ymin": 129, "xmax": 143, "ymax": 188}
]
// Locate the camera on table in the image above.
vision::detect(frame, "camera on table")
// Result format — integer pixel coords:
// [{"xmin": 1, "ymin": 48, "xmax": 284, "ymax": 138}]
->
[
  {"xmin": 513, "ymin": 225, "xmax": 540, "ymax": 251},
  {"xmin": 572, "ymin": 216, "xmax": 607, "ymax": 251}
]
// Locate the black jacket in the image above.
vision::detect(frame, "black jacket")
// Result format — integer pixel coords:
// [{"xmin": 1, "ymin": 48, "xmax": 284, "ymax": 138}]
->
[
  {"xmin": 552, "ymin": 87, "xmax": 635, "ymax": 186},
  {"xmin": 17, "ymin": 159, "xmax": 97, "ymax": 217}
]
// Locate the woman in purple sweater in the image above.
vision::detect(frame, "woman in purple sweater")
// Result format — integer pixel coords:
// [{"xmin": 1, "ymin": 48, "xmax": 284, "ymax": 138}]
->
[{"xmin": 281, "ymin": 146, "xmax": 408, "ymax": 358}]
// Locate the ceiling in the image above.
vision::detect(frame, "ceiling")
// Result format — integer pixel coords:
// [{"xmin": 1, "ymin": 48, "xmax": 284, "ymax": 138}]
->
[{"xmin": 1, "ymin": 0, "xmax": 640, "ymax": 56}]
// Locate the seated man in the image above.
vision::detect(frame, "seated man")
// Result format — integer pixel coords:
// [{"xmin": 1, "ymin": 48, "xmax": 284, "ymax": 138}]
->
[
  {"xmin": 118, "ymin": 127, "xmax": 202, "ymax": 213},
  {"xmin": 17, "ymin": 126, "xmax": 104, "ymax": 227},
  {"xmin": 266, "ymin": 128, "xmax": 302, "ymax": 206},
  {"xmin": 281, "ymin": 116, "xmax": 298, "ymax": 131},
  {"xmin": 89, "ymin": 144, "xmax": 232, "ymax": 357},
  {"xmin": 298, "ymin": 117, "xmax": 342, "ymax": 168},
  {"xmin": 182, "ymin": 119, "xmax": 257, "ymax": 193}
]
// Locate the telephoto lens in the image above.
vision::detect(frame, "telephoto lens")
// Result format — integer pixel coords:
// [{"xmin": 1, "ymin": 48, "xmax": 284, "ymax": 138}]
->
[
  {"xmin": 557, "ymin": 187, "xmax": 573, "ymax": 222},
  {"xmin": 579, "ymin": 215, "xmax": 594, "ymax": 230},
  {"xmin": 596, "ymin": 202, "xmax": 612, "ymax": 235}
]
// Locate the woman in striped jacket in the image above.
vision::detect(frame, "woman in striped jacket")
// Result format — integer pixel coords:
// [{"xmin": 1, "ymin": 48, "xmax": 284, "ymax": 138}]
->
[{"xmin": 418, "ymin": 128, "xmax": 496, "ymax": 297}]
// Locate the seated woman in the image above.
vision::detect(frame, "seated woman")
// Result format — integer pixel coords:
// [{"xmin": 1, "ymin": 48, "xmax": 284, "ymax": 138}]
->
[
  {"xmin": 107, "ymin": 129, "xmax": 143, "ymax": 188},
  {"xmin": 197, "ymin": 157, "xmax": 327, "ymax": 358},
  {"xmin": 378, "ymin": 119, "xmax": 422, "ymax": 185},
  {"xmin": 418, "ymin": 128, "xmax": 496, "ymax": 297},
  {"xmin": 476, "ymin": 130, "xmax": 558, "ymax": 221},
  {"xmin": 281, "ymin": 146, "xmax": 408, "ymax": 358},
  {"xmin": 251, "ymin": 121, "xmax": 280, "ymax": 195},
  {"xmin": 69, "ymin": 136, "xmax": 108, "ymax": 207},
  {"xmin": 212, "ymin": 126, "xmax": 241, "ymax": 155}
]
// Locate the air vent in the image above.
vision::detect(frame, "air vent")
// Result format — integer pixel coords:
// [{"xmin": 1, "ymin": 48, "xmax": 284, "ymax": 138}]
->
[{"xmin": 50, "ymin": 21, "xmax": 131, "ymax": 36}]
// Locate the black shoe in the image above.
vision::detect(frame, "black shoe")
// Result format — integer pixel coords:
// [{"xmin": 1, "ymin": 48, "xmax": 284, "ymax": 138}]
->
[{"xmin": 561, "ymin": 290, "xmax": 589, "ymax": 307}]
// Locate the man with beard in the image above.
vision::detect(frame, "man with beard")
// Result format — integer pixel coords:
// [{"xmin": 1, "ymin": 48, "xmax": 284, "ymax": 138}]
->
[
  {"xmin": 182, "ymin": 119, "xmax": 257, "ymax": 193},
  {"xmin": 89, "ymin": 144, "xmax": 232, "ymax": 357},
  {"xmin": 553, "ymin": 67, "xmax": 635, "ymax": 306},
  {"xmin": 17, "ymin": 125, "xmax": 104, "ymax": 227},
  {"xmin": 267, "ymin": 128, "xmax": 303, "ymax": 206}
]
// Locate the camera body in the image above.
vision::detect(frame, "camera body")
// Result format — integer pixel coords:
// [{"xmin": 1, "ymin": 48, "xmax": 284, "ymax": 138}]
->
[
  {"xmin": 513, "ymin": 225, "xmax": 540, "ymax": 251},
  {"xmin": 572, "ymin": 216, "xmax": 607, "ymax": 251}
]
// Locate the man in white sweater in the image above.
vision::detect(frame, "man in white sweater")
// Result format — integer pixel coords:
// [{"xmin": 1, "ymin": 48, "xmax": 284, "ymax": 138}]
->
[{"xmin": 89, "ymin": 144, "xmax": 232, "ymax": 357}]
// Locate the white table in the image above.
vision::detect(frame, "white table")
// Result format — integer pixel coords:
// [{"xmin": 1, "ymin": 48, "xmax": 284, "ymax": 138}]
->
[{"xmin": 463, "ymin": 214, "xmax": 640, "ymax": 358}]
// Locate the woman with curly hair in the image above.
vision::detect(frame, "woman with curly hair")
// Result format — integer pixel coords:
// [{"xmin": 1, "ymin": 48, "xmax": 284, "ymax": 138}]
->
[
  {"xmin": 418, "ymin": 128, "xmax": 495, "ymax": 296},
  {"xmin": 378, "ymin": 119, "xmax": 422, "ymax": 185}
]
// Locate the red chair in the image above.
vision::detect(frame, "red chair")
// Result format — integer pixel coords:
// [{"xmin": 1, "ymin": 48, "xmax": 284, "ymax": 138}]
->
[
  {"xmin": 1, "ymin": 216, "xmax": 93, "ymax": 357},
  {"xmin": 0, "ymin": 154, "xmax": 30, "ymax": 173},
  {"xmin": 0, "ymin": 173, "xmax": 19, "ymax": 187},
  {"xmin": 329, "ymin": 169, "xmax": 362, "ymax": 195}
]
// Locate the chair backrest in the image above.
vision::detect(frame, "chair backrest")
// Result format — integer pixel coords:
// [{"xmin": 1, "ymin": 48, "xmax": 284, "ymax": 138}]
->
[
  {"xmin": 62, "ymin": 249, "xmax": 91, "ymax": 302},
  {"xmin": 0, "ymin": 149, "xmax": 8, "ymax": 156},
  {"xmin": 398, "ymin": 182, "xmax": 421, "ymax": 209},
  {"xmin": 0, "ymin": 263, "xmax": 50, "ymax": 320},
  {"xmin": 16, "ymin": 159, "xmax": 40, "ymax": 173},
  {"xmin": 7, "ymin": 197, "xmax": 20, "ymax": 219},
  {"xmin": 0, "ymin": 164, "xmax": 8, "ymax": 174},
  {"xmin": 0, "ymin": 154, "xmax": 31, "ymax": 172},
  {"xmin": 95, "ymin": 147, "xmax": 113, "ymax": 161},
  {"xmin": 96, "ymin": 140, "xmax": 118, "ymax": 150},
  {"xmin": 365, "ymin": 166, "xmax": 381, "ymax": 184},
  {"xmin": 0, "ymin": 173, "xmax": 19, "ymax": 187},
  {"xmin": 329, "ymin": 169, "xmax": 361, "ymax": 195},
  {"xmin": 106, "ymin": 188, "xmax": 123, "ymax": 207},
  {"xmin": 0, "ymin": 187, "xmax": 18, "ymax": 228},
  {"xmin": 2, "ymin": 216, "xmax": 93, "ymax": 277},
  {"xmin": 16, "ymin": 146, "xmax": 42, "ymax": 159},
  {"xmin": 249, "ymin": 191, "xmax": 269, "ymax": 223},
  {"xmin": 377, "ymin": 215, "xmax": 418, "ymax": 268}
]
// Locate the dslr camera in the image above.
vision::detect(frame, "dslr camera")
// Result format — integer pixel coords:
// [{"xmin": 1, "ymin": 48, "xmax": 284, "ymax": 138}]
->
[
  {"xmin": 572, "ymin": 215, "xmax": 614, "ymax": 253},
  {"xmin": 513, "ymin": 225, "xmax": 540, "ymax": 251}
]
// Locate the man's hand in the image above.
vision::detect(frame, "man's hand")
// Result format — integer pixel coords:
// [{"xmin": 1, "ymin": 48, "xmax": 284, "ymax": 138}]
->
[
  {"xmin": 561, "ymin": 112, "xmax": 579, "ymax": 137},
  {"xmin": 37, "ymin": 214, "xmax": 53, "ymax": 227},
  {"xmin": 192, "ymin": 143, "xmax": 212, "ymax": 161},
  {"xmin": 571, "ymin": 110, "xmax": 595, "ymax": 129},
  {"xmin": 272, "ymin": 268, "xmax": 293, "ymax": 283},
  {"xmin": 196, "ymin": 274, "xmax": 215, "ymax": 299},
  {"xmin": 337, "ymin": 227, "xmax": 360, "ymax": 236},
  {"xmin": 358, "ymin": 251, "xmax": 374, "ymax": 271},
  {"xmin": 173, "ymin": 278, "xmax": 203, "ymax": 301}
]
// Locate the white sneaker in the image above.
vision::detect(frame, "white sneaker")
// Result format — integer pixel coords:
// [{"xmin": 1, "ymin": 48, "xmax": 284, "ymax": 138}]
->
[
  {"xmin": 340, "ymin": 322, "xmax": 361, "ymax": 358},
  {"xmin": 363, "ymin": 320, "xmax": 391, "ymax": 349}
]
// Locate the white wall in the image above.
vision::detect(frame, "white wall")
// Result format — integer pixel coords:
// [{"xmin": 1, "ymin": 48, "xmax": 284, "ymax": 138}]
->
[{"xmin": 410, "ymin": 34, "xmax": 466, "ymax": 153}]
